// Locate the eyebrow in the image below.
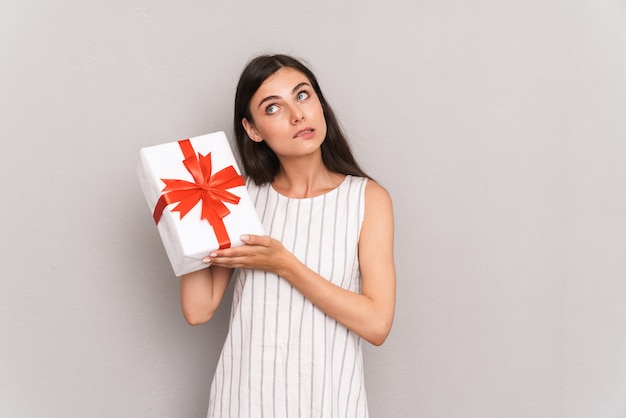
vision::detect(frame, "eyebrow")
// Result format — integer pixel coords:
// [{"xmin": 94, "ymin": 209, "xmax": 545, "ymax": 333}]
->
[{"xmin": 257, "ymin": 82, "xmax": 311, "ymax": 109}]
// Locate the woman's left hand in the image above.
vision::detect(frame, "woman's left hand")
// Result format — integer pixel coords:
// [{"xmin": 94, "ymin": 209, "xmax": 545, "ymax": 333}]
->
[{"xmin": 203, "ymin": 234, "xmax": 293, "ymax": 275}]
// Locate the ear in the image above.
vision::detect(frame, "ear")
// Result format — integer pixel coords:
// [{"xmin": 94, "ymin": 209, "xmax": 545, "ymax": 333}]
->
[{"xmin": 242, "ymin": 118, "xmax": 263, "ymax": 143}]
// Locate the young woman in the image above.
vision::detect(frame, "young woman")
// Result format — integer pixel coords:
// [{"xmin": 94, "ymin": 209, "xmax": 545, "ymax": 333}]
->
[{"xmin": 180, "ymin": 54, "xmax": 396, "ymax": 418}]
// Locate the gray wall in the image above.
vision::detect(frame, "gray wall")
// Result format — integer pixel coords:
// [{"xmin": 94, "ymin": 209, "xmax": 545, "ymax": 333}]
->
[{"xmin": 2, "ymin": 1, "xmax": 626, "ymax": 417}]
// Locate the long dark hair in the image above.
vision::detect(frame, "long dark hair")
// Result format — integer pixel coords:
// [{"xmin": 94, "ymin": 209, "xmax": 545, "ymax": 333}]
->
[{"xmin": 234, "ymin": 54, "xmax": 369, "ymax": 185}]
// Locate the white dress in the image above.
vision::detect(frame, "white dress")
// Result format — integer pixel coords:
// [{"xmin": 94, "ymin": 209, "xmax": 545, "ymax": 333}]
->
[{"xmin": 208, "ymin": 175, "xmax": 369, "ymax": 418}]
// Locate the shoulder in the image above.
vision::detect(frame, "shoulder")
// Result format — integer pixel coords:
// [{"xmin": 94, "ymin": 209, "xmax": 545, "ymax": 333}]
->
[
  {"xmin": 359, "ymin": 179, "xmax": 394, "ymax": 250},
  {"xmin": 362, "ymin": 179, "xmax": 394, "ymax": 228},
  {"xmin": 365, "ymin": 178, "xmax": 390, "ymax": 198},
  {"xmin": 364, "ymin": 179, "xmax": 393, "ymax": 210}
]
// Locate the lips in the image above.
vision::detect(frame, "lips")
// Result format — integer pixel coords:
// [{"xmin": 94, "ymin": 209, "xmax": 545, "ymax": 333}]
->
[{"xmin": 293, "ymin": 128, "xmax": 315, "ymax": 139}]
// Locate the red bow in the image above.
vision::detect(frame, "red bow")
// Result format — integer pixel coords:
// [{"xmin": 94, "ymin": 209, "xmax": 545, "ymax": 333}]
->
[{"xmin": 152, "ymin": 139, "xmax": 245, "ymax": 249}]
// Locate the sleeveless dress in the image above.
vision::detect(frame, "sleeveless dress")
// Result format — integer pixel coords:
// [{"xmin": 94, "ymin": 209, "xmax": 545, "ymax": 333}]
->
[{"xmin": 207, "ymin": 175, "xmax": 369, "ymax": 418}]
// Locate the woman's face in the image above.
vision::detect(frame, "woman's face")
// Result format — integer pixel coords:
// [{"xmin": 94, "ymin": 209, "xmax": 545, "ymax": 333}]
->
[{"xmin": 242, "ymin": 67, "xmax": 327, "ymax": 161}]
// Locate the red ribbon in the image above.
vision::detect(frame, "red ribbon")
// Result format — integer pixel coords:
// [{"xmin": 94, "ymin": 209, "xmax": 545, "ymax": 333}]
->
[{"xmin": 152, "ymin": 139, "xmax": 245, "ymax": 249}]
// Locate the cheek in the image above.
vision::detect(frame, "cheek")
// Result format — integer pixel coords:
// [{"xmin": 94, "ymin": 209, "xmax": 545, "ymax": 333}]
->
[
  {"xmin": 270, "ymin": 113, "xmax": 293, "ymax": 129},
  {"xmin": 314, "ymin": 103, "xmax": 326, "ymax": 122},
  {"xmin": 254, "ymin": 118, "xmax": 286, "ymax": 141}
]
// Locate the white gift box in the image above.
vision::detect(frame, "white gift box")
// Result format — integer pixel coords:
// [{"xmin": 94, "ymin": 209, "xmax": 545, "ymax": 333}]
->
[{"xmin": 138, "ymin": 131, "xmax": 264, "ymax": 276}]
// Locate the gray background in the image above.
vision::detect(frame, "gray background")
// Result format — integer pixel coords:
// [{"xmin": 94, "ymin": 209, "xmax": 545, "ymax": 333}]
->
[{"xmin": 2, "ymin": 0, "xmax": 626, "ymax": 417}]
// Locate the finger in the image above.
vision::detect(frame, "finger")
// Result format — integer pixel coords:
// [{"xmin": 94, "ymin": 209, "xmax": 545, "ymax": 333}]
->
[
  {"xmin": 203, "ymin": 246, "xmax": 253, "ymax": 263},
  {"xmin": 207, "ymin": 254, "xmax": 251, "ymax": 269},
  {"xmin": 202, "ymin": 251, "xmax": 237, "ymax": 264},
  {"xmin": 207, "ymin": 245, "xmax": 247, "ymax": 259},
  {"xmin": 201, "ymin": 236, "xmax": 270, "ymax": 264},
  {"xmin": 202, "ymin": 253, "xmax": 231, "ymax": 266},
  {"xmin": 240, "ymin": 234, "xmax": 270, "ymax": 246}
]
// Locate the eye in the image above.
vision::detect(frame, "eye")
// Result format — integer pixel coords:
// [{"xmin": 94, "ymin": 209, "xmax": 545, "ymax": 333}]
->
[
  {"xmin": 296, "ymin": 91, "xmax": 309, "ymax": 101},
  {"xmin": 265, "ymin": 104, "xmax": 279, "ymax": 115}
]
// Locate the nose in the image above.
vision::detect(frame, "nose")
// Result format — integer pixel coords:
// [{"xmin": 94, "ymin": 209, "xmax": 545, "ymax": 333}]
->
[{"xmin": 290, "ymin": 106, "xmax": 305, "ymax": 124}]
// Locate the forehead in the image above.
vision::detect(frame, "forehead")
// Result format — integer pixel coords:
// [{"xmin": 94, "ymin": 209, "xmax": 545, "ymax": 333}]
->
[{"xmin": 254, "ymin": 67, "xmax": 310, "ymax": 97}]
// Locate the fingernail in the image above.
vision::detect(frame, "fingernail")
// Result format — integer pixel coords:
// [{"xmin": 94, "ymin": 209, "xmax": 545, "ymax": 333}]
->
[
  {"xmin": 202, "ymin": 257, "xmax": 212, "ymax": 264},
  {"xmin": 209, "ymin": 252, "xmax": 217, "ymax": 257},
  {"xmin": 241, "ymin": 235, "xmax": 249, "ymax": 241}
]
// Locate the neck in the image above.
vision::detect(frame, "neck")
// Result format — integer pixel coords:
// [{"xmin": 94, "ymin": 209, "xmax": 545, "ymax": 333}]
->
[{"xmin": 272, "ymin": 156, "xmax": 345, "ymax": 199}]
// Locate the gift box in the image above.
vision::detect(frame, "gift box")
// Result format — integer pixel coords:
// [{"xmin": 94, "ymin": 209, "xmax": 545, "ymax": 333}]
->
[{"xmin": 138, "ymin": 131, "xmax": 265, "ymax": 276}]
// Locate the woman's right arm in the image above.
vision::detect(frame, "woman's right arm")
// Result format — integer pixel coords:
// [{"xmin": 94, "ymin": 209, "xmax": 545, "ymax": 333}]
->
[{"xmin": 180, "ymin": 265, "xmax": 234, "ymax": 325}]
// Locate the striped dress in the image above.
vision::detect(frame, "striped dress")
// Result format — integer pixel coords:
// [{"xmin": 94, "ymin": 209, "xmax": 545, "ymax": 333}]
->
[{"xmin": 207, "ymin": 175, "xmax": 369, "ymax": 418}]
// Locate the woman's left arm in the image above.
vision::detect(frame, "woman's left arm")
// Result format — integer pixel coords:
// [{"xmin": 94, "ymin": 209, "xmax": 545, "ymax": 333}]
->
[{"xmin": 206, "ymin": 180, "xmax": 396, "ymax": 346}]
